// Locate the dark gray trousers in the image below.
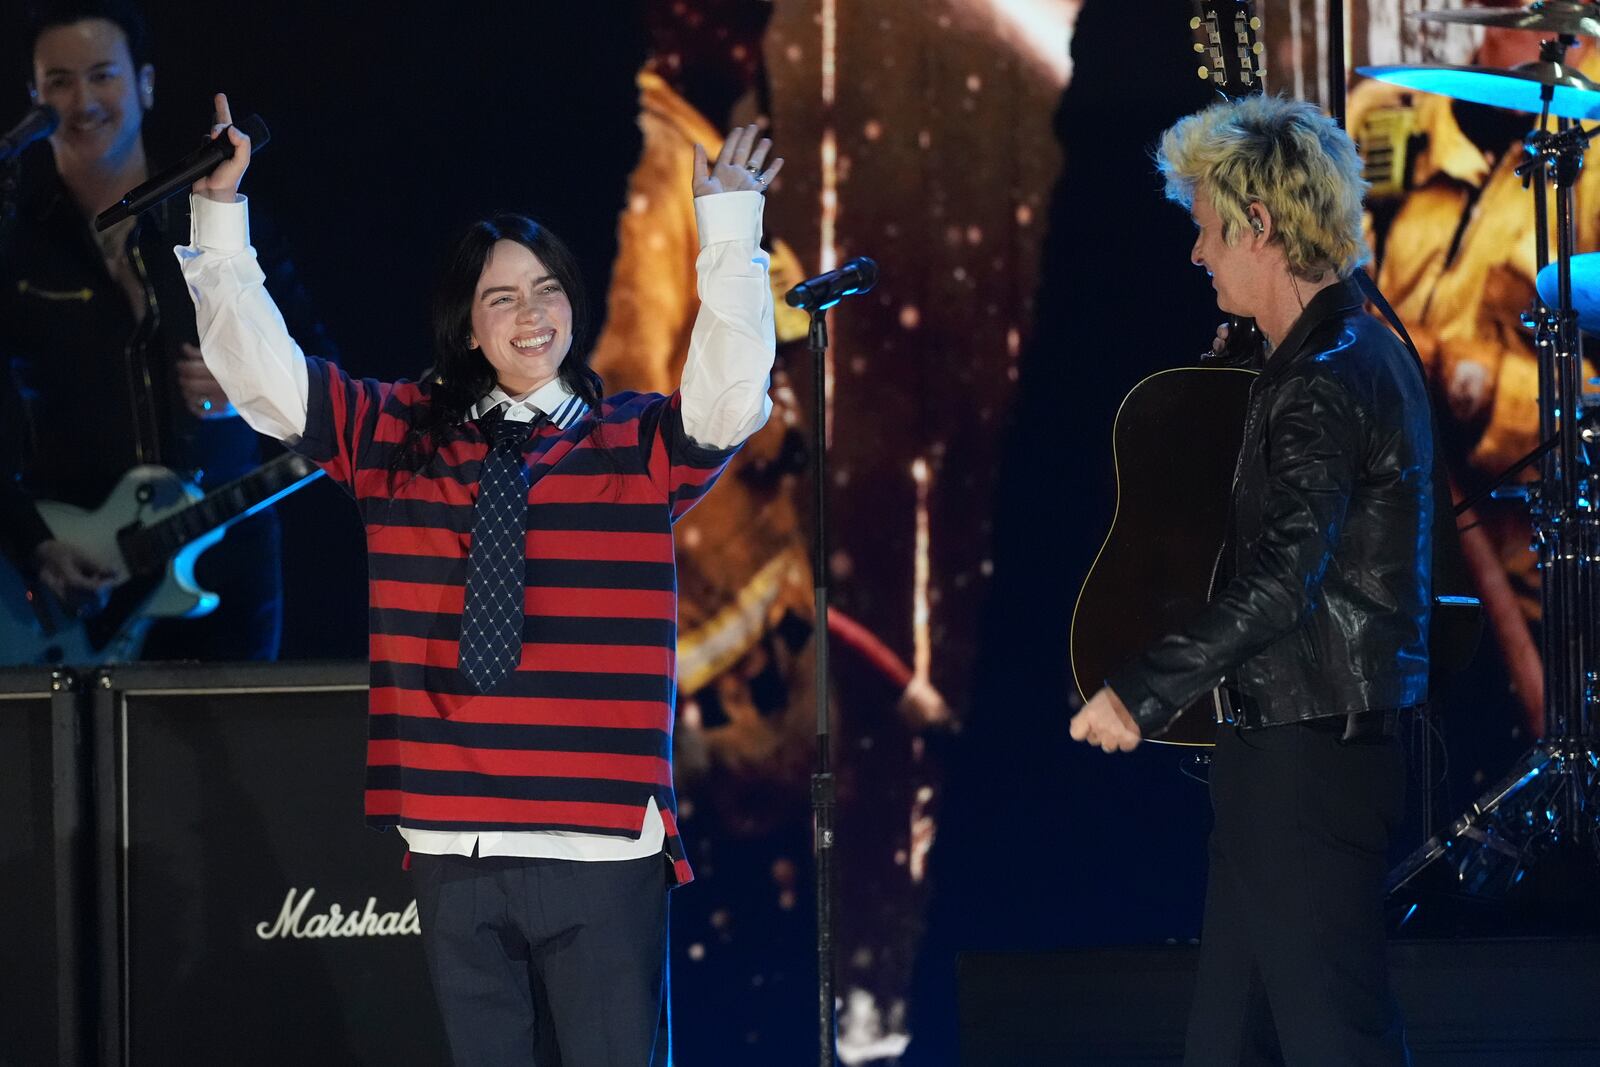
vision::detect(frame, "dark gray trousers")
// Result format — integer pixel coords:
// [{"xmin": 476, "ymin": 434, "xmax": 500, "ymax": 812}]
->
[
  {"xmin": 1184, "ymin": 721, "xmax": 1411, "ymax": 1066},
  {"xmin": 410, "ymin": 851, "xmax": 670, "ymax": 1066}
]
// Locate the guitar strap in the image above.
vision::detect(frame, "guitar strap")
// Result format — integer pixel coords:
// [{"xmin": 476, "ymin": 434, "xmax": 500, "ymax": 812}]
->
[
  {"xmin": 1353, "ymin": 269, "xmax": 1421, "ymax": 366},
  {"xmin": 1353, "ymin": 267, "xmax": 1483, "ymax": 680}
]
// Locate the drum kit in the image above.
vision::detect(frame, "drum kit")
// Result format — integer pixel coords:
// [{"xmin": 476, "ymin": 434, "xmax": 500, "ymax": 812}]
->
[{"xmin": 1359, "ymin": 1, "xmax": 1600, "ymax": 905}]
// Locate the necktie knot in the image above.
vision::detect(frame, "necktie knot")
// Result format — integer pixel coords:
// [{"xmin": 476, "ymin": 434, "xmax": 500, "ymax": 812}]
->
[{"xmin": 485, "ymin": 410, "xmax": 536, "ymax": 449}]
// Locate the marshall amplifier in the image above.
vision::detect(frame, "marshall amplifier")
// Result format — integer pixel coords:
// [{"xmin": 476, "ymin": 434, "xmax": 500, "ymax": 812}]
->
[
  {"xmin": 0, "ymin": 668, "xmax": 89, "ymax": 1067},
  {"xmin": 93, "ymin": 662, "xmax": 446, "ymax": 1066}
]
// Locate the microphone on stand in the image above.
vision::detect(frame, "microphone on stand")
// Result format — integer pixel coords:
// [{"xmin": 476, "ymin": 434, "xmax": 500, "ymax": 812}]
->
[
  {"xmin": 96, "ymin": 113, "xmax": 271, "ymax": 231},
  {"xmin": 785, "ymin": 256, "xmax": 880, "ymax": 311},
  {"xmin": 0, "ymin": 105, "xmax": 60, "ymax": 162}
]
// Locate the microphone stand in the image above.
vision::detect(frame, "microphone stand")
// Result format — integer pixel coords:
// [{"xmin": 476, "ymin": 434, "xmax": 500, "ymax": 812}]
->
[{"xmin": 806, "ymin": 308, "xmax": 838, "ymax": 1067}]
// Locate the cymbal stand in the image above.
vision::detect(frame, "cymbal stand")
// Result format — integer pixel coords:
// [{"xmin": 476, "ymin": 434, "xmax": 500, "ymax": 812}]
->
[{"xmin": 1389, "ymin": 38, "xmax": 1600, "ymax": 902}]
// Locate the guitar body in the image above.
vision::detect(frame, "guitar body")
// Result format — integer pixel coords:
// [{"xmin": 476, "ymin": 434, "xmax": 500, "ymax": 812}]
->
[
  {"xmin": 0, "ymin": 552, "xmax": 119, "ymax": 665},
  {"xmin": 1066, "ymin": 0, "xmax": 1266, "ymax": 747},
  {"xmin": 43, "ymin": 465, "xmax": 227, "ymax": 616},
  {"xmin": 1070, "ymin": 366, "xmax": 1257, "ymax": 747},
  {"xmin": 1, "ymin": 467, "xmax": 214, "ymax": 666},
  {"xmin": 0, "ymin": 455, "xmax": 320, "ymax": 666}
]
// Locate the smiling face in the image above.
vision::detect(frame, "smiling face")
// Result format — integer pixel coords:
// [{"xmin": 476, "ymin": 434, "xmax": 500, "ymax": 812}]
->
[
  {"xmin": 468, "ymin": 239, "xmax": 575, "ymax": 397},
  {"xmin": 32, "ymin": 18, "xmax": 151, "ymax": 175}
]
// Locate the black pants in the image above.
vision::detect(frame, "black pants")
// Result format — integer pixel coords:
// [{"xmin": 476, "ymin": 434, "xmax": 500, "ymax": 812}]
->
[
  {"xmin": 1184, "ymin": 721, "xmax": 1410, "ymax": 1066},
  {"xmin": 410, "ymin": 851, "xmax": 670, "ymax": 1067}
]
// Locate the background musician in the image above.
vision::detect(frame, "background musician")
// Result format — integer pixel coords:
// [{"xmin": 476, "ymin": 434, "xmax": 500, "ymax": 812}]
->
[{"xmin": 0, "ymin": 1, "xmax": 333, "ymax": 659}]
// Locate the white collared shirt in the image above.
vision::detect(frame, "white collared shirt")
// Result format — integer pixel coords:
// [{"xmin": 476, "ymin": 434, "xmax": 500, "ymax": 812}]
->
[
  {"xmin": 469, "ymin": 380, "xmax": 590, "ymax": 429},
  {"xmin": 176, "ymin": 190, "xmax": 775, "ymax": 861}
]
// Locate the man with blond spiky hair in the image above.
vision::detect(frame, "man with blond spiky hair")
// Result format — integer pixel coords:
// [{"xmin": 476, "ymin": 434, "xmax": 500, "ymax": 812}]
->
[{"xmin": 1070, "ymin": 95, "xmax": 1428, "ymax": 1064}]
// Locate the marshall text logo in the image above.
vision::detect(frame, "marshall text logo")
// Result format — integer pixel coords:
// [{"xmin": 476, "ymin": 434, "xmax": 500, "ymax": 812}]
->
[{"xmin": 255, "ymin": 887, "xmax": 421, "ymax": 940}]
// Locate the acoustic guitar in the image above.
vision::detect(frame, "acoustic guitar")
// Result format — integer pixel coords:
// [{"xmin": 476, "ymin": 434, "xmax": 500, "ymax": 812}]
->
[
  {"xmin": 1070, "ymin": 366, "xmax": 1257, "ymax": 746},
  {"xmin": 1069, "ymin": 1, "xmax": 1266, "ymax": 746}
]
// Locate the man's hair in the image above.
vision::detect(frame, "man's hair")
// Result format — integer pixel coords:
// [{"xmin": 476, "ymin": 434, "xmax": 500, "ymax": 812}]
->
[
  {"xmin": 24, "ymin": 1, "xmax": 153, "ymax": 76},
  {"xmin": 1156, "ymin": 95, "xmax": 1369, "ymax": 280}
]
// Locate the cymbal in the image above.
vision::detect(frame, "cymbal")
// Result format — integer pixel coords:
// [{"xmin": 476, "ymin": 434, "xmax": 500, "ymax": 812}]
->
[
  {"xmin": 1537, "ymin": 253, "xmax": 1600, "ymax": 331},
  {"xmin": 1412, "ymin": 1, "xmax": 1600, "ymax": 39},
  {"xmin": 1356, "ymin": 61, "xmax": 1600, "ymax": 120}
]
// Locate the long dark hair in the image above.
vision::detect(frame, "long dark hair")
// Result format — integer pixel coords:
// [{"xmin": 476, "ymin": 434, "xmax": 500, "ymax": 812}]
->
[{"xmin": 391, "ymin": 214, "xmax": 608, "ymax": 476}]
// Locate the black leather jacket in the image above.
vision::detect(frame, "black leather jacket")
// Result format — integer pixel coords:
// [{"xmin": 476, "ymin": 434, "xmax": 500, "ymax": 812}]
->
[{"xmin": 1110, "ymin": 278, "xmax": 1433, "ymax": 733}]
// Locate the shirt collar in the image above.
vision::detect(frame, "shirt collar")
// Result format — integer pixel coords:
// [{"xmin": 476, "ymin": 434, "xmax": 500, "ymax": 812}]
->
[{"xmin": 467, "ymin": 377, "xmax": 590, "ymax": 429}]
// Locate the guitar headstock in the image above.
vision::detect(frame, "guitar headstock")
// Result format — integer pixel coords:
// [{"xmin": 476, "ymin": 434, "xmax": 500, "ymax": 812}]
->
[{"xmin": 1191, "ymin": 1, "xmax": 1265, "ymax": 98}]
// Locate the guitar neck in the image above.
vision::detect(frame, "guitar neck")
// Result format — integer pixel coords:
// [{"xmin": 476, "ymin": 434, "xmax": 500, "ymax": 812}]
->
[
  {"xmin": 126, "ymin": 453, "xmax": 322, "ymax": 568},
  {"xmin": 1194, "ymin": 1, "xmax": 1268, "ymax": 367}
]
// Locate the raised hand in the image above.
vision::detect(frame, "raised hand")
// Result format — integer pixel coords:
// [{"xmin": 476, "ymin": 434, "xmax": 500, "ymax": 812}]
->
[
  {"xmin": 192, "ymin": 92, "xmax": 252, "ymax": 203},
  {"xmin": 693, "ymin": 123, "xmax": 784, "ymax": 198}
]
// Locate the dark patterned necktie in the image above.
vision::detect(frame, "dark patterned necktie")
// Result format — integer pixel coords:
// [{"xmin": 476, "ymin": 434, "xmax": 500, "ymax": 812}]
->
[{"xmin": 459, "ymin": 409, "xmax": 539, "ymax": 693}]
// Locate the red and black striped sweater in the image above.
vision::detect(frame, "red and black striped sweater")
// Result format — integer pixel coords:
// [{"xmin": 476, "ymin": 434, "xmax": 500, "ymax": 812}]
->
[{"xmin": 294, "ymin": 355, "xmax": 735, "ymax": 885}]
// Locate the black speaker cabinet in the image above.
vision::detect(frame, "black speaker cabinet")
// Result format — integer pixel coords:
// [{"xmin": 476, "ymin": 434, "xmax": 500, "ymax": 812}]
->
[
  {"xmin": 95, "ymin": 662, "xmax": 446, "ymax": 1066},
  {"xmin": 0, "ymin": 668, "xmax": 88, "ymax": 1067}
]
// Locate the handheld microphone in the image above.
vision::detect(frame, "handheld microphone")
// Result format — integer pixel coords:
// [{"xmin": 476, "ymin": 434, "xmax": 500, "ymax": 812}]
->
[
  {"xmin": 0, "ymin": 105, "xmax": 60, "ymax": 163},
  {"xmin": 96, "ymin": 113, "xmax": 271, "ymax": 231},
  {"xmin": 785, "ymin": 256, "xmax": 879, "ymax": 311}
]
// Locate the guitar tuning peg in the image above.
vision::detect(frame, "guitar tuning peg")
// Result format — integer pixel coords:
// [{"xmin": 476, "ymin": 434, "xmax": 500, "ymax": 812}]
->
[{"xmin": 1198, "ymin": 66, "xmax": 1212, "ymax": 81}]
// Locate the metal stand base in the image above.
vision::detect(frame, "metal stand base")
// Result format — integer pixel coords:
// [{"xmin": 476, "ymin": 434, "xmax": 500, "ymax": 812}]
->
[{"xmin": 1388, "ymin": 741, "xmax": 1600, "ymax": 899}]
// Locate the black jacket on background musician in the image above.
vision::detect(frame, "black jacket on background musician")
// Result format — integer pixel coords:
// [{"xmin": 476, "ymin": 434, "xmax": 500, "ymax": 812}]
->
[{"xmin": 1109, "ymin": 278, "xmax": 1434, "ymax": 731}]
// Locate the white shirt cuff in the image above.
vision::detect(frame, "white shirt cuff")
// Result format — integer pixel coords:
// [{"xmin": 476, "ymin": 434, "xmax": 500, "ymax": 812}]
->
[
  {"xmin": 694, "ymin": 190, "xmax": 764, "ymax": 248},
  {"xmin": 188, "ymin": 193, "xmax": 251, "ymax": 253}
]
